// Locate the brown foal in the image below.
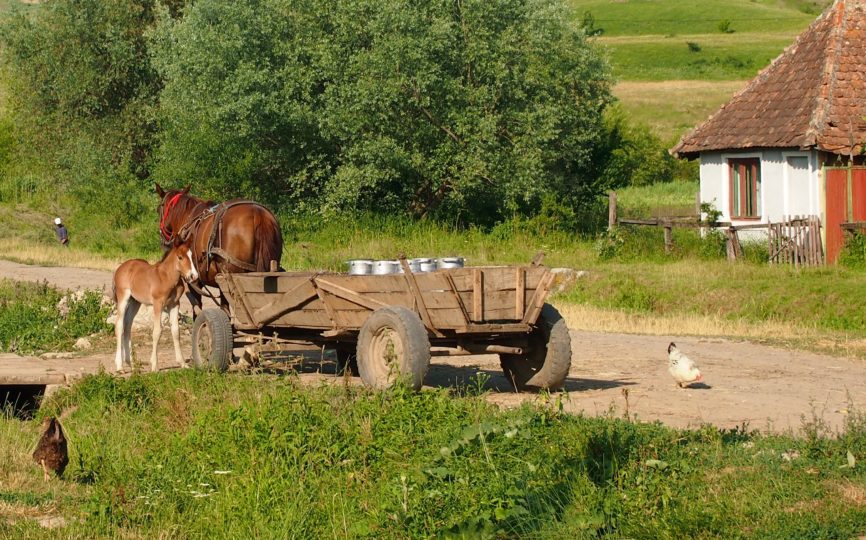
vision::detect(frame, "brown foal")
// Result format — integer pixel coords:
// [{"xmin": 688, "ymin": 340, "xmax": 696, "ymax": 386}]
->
[{"xmin": 113, "ymin": 240, "xmax": 199, "ymax": 373}]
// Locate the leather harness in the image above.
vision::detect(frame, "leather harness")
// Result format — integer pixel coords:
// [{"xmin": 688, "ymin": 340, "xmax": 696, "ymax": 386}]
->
[{"xmin": 166, "ymin": 199, "xmax": 265, "ymax": 275}]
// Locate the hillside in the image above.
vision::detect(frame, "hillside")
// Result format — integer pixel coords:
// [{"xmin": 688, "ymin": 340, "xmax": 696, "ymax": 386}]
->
[{"xmin": 571, "ymin": 0, "xmax": 833, "ymax": 141}]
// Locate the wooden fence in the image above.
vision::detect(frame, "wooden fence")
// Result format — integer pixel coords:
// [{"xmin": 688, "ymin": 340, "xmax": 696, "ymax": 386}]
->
[
  {"xmin": 607, "ymin": 192, "xmax": 824, "ymax": 266},
  {"xmin": 765, "ymin": 216, "xmax": 824, "ymax": 266}
]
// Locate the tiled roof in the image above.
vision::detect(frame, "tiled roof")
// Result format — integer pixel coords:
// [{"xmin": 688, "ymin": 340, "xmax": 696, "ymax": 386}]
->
[{"xmin": 671, "ymin": 0, "xmax": 866, "ymax": 158}]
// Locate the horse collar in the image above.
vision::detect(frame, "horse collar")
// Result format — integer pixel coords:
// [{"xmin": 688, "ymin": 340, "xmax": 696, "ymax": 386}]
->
[{"xmin": 160, "ymin": 193, "xmax": 184, "ymax": 241}]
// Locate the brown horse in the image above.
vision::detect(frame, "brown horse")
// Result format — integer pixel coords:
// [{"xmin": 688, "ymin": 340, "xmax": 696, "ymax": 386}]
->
[
  {"xmin": 113, "ymin": 239, "xmax": 199, "ymax": 373},
  {"xmin": 155, "ymin": 184, "xmax": 284, "ymax": 308}
]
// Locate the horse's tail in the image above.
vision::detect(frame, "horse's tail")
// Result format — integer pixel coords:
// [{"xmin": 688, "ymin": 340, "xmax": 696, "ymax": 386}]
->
[{"xmin": 254, "ymin": 207, "xmax": 283, "ymax": 272}]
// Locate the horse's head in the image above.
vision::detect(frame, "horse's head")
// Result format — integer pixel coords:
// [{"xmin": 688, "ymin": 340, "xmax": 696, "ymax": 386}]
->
[
  {"xmin": 169, "ymin": 237, "xmax": 199, "ymax": 283},
  {"xmin": 155, "ymin": 184, "xmax": 191, "ymax": 245}
]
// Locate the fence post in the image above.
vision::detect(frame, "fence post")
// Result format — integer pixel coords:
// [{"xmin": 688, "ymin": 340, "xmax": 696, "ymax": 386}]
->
[
  {"xmin": 663, "ymin": 220, "xmax": 673, "ymax": 254},
  {"xmin": 725, "ymin": 228, "xmax": 737, "ymax": 261},
  {"xmin": 608, "ymin": 191, "xmax": 617, "ymax": 230}
]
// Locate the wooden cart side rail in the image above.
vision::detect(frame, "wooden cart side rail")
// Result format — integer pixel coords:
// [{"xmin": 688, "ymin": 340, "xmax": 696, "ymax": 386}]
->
[
  {"xmin": 251, "ymin": 277, "xmax": 318, "ymax": 326},
  {"xmin": 521, "ymin": 270, "xmax": 555, "ymax": 325},
  {"xmin": 315, "ymin": 278, "xmax": 390, "ymax": 311},
  {"xmin": 221, "ymin": 265, "xmax": 553, "ymax": 333},
  {"xmin": 228, "ymin": 266, "xmax": 547, "ymax": 295},
  {"xmin": 399, "ymin": 258, "xmax": 446, "ymax": 338}
]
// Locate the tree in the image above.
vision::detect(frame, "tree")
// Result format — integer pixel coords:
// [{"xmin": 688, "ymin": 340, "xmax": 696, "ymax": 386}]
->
[
  {"xmin": 0, "ymin": 0, "xmax": 193, "ymax": 226},
  {"xmin": 151, "ymin": 0, "xmax": 614, "ymax": 225}
]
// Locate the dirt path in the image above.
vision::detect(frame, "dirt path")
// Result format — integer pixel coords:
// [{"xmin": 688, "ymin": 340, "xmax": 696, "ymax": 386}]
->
[{"xmin": 3, "ymin": 259, "xmax": 864, "ymax": 434}]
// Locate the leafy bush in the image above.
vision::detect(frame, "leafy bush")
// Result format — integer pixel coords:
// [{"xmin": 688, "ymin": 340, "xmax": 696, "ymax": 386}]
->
[
  {"xmin": 0, "ymin": 280, "xmax": 110, "ymax": 354},
  {"xmin": 596, "ymin": 106, "xmax": 677, "ymax": 188},
  {"xmin": 839, "ymin": 231, "xmax": 866, "ymax": 268}
]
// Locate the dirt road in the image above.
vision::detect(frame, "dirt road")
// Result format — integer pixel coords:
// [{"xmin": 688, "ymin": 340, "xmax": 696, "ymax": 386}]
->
[{"xmin": 2, "ymin": 259, "xmax": 864, "ymax": 434}]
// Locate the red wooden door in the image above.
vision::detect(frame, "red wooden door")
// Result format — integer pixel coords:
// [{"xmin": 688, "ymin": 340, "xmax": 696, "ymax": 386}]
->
[
  {"xmin": 825, "ymin": 168, "xmax": 848, "ymax": 263},
  {"xmin": 853, "ymin": 168, "xmax": 866, "ymax": 221}
]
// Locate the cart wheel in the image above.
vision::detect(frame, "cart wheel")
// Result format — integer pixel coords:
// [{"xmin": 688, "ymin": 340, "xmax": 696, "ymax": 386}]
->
[
  {"xmin": 192, "ymin": 308, "xmax": 233, "ymax": 372},
  {"xmin": 357, "ymin": 307, "xmax": 430, "ymax": 391},
  {"xmin": 500, "ymin": 303, "xmax": 572, "ymax": 391}
]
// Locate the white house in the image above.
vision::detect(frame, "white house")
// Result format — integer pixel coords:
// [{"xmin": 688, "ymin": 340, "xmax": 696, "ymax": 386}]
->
[{"xmin": 671, "ymin": 0, "xmax": 866, "ymax": 260}]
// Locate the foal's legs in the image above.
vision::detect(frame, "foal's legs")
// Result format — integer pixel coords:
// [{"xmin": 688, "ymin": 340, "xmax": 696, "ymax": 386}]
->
[
  {"xmin": 123, "ymin": 298, "xmax": 141, "ymax": 368},
  {"xmin": 150, "ymin": 299, "xmax": 164, "ymax": 372},
  {"xmin": 168, "ymin": 303, "xmax": 186, "ymax": 368},
  {"xmin": 114, "ymin": 291, "xmax": 130, "ymax": 372}
]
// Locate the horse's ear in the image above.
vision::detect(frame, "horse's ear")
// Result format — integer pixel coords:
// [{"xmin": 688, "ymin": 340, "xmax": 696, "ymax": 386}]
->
[
  {"xmin": 182, "ymin": 184, "xmax": 191, "ymax": 194},
  {"xmin": 155, "ymin": 183, "xmax": 165, "ymax": 198},
  {"xmin": 172, "ymin": 236, "xmax": 183, "ymax": 248}
]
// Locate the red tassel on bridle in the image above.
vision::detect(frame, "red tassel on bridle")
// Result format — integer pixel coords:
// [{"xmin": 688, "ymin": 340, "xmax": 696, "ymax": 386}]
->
[{"xmin": 159, "ymin": 193, "xmax": 183, "ymax": 242}]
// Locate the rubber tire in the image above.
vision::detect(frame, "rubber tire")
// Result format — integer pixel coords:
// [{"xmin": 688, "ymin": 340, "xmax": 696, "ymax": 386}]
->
[
  {"xmin": 191, "ymin": 308, "xmax": 233, "ymax": 372},
  {"xmin": 357, "ymin": 306, "xmax": 431, "ymax": 391},
  {"xmin": 500, "ymin": 303, "xmax": 572, "ymax": 391}
]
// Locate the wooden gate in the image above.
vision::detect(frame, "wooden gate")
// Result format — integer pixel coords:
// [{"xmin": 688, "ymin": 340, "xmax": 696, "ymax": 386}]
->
[{"xmin": 825, "ymin": 166, "xmax": 866, "ymax": 263}]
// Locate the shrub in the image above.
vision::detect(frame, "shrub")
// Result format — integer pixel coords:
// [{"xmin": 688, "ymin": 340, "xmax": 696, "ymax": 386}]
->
[{"xmin": 718, "ymin": 19, "xmax": 734, "ymax": 33}]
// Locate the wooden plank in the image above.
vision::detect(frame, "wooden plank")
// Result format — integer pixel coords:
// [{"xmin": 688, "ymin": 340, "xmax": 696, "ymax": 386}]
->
[
  {"xmin": 472, "ymin": 268, "xmax": 483, "ymax": 321},
  {"xmin": 445, "ymin": 273, "xmax": 471, "ymax": 327},
  {"xmin": 663, "ymin": 221, "xmax": 673, "ymax": 254},
  {"xmin": 618, "ymin": 218, "xmax": 659, "ymax": 226},
  {"xmin": 228, "ymin": 272, "xmax": 323, "ymax": 294},
  {"xmin": 453, "ymin": 289, "xmax": 533, "ymax": 316},
  {"xmin": 250, "ymin": 278, "xmax": 318, "ymax": 326},
  {"xmin": 315, "ymin": 278, "xmax": 389, "ymax": 311},
  {"xmin": 522, "ymin": 271, "xmax": 554, "ymax": 325},
  {"xmin": 219, "ymin": 273, "xmax": 256, "ymax": 326},
  {"xmin": 447, "ymin": 266, "xmax": 545, "ymax": 292},
  {"xmin": 456, "ymin": 323, "xmax": 531, "ymax": 334},
  {"xmin": 399, "ymin": 258, "xmax": 444, "ymax": 338},
  {"xmin": 515, "ymin": 267, "xmax": 525, "ymax": 319}
]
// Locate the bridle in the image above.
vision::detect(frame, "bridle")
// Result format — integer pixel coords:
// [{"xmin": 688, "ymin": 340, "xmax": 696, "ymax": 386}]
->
[{"xmin": 159, "ymin": 192, "xmax": 183, "ymax": 243}]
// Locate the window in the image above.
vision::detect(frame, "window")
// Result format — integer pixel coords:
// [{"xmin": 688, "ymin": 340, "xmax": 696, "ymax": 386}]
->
[{"xmin": 729, "ymin": 158, "xmax": 761, "ymax": 218}]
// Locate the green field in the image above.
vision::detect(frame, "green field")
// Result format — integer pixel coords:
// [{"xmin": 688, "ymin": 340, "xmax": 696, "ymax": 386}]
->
[{"xmin": 571, "ymin": 0, "xmax": 820, "ymax": 36}]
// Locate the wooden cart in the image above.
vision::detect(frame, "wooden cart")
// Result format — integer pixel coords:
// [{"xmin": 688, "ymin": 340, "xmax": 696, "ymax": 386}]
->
[{"xmin": 190, "ymin": 258, "xmax": 572, "ymax": 391}]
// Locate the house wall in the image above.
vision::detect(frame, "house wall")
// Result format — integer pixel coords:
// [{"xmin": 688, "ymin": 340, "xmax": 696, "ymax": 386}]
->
[{"xmin": 699, "ymin": 149, "xmax": 821, "ymax": 227}]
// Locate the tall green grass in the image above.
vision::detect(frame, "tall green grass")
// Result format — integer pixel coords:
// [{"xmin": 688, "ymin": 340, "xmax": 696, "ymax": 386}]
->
[
  {"xmin": 1, "ymin": 371, "xmax": 864, "ymax": 538},
  {"xmin": 0, "ymin": 280, "xmax": 110, "ymax": 355}
]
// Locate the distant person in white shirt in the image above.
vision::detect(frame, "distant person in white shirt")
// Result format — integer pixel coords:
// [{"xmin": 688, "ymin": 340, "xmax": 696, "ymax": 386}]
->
[{"xmin": 54, "ymin": 217, "xmax": 69, "ymax": 247}]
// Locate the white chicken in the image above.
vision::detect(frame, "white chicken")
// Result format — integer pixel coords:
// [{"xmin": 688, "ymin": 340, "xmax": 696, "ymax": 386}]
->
[{"xmin": 667, "ymin": 342, "xmax": 703, "ymax": 388}]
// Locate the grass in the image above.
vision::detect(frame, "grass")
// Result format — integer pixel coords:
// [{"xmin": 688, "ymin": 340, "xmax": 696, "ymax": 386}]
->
[
  {"xmin": 0, "ymin": 371, "xmax": 864, "ymax": 537},
  {"xmin": 601, "ymin": 32, "xmax": 800, "ymax": 81},
  {"xmin": 0, "ymin": 279, "xmax": 110, "ymax": 355},
  {"xmin": 571, "ymin": 0, "xmax": 821, "ymax": 36},
  {"xmin": 613, "ymin": 80, "xmax": 746, "ymax": 143}
]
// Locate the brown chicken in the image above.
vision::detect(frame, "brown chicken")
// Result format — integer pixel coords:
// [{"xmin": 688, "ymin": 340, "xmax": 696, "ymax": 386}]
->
[{"xmin": 32, "ymin": 417, "xmax": 68, "ymax": 481}]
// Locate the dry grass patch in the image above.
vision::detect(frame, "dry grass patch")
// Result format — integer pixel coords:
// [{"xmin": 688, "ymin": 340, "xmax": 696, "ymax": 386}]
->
[
  {"xmin": 833, "ymin": 479, "xmax": 866, "ymax": 507},
  {"xmin": 0, "ymin": 238, "xmax": 120, "ymax": 271},
  {"xmin": 613, "ymin": 79, "xmax": 747, "ymax": 141}
]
